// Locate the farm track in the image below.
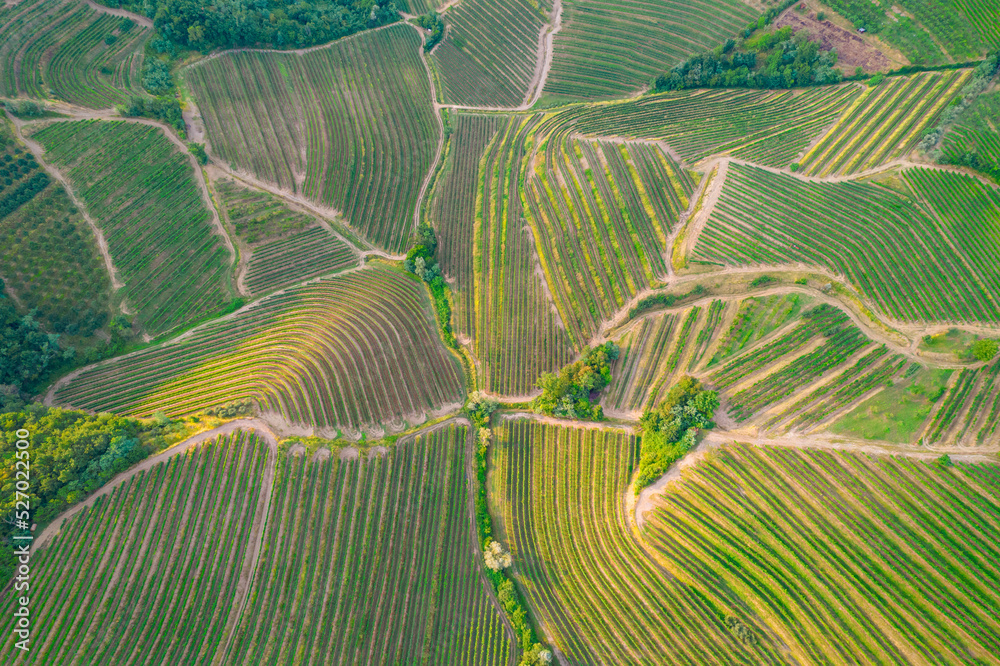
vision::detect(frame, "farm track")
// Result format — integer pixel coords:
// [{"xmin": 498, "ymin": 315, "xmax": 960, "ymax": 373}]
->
[{"xmin": 78, "ymin": 0, "xmax": 152, "ymax": 28}]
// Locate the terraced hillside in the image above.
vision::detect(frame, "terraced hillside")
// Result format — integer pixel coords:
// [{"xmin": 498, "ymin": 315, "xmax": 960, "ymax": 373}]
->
[
  {"xmin": 230, "ymin": 424, "xmax": 515, "ymax": 665},
  {"xmin": 525, "ymin": 137, "xmax": 694, "ymax": 345},
  {"xmin": 31, "ymin": 120, "xmax": 232, "ymax": 335},
  {"xmin": 568, "ymin": 85, "xmax": 860, "ymax": 167},
  {"xmin": 185, "ymin": 24, "xmax": 437, "ymax": 252},
  {"xmin": 644, "ymin": 443, "xmax": 1000, "ymax": 664},
  {"xmin": 215, "ymin": 178, "xmax": 357, "ymax": 296},
  {"xmin": 797, "ymin": 70, "xmax": 971, "ymax": 176},
  {"xmin": 692, "ymin": 163, "xmax": 1000, "ymax": 323},
  {"xmin": 0, "ymin": 431, "xmax": 270, "ymax": 665},
  {"xmin": 490, "ymin": 421, "xmax": 788, "ymax": 663},
  {"xmin": 544, "ymin": 0, "xmax": 757, "ymax": 100},
  {"xmin": 53, "ymin": 265, "xmax": 464, "ymax": 435},
  {"xmin": 0, "ymin": 0, "xmax": 148, "ymax": 107},
  {"xmin": 940, "ymin": 90, "xmax": 1000, "ymax": 179},
  {"xmin": 431, "ymin": 0, "xmax": 546, "ymax": 107}
]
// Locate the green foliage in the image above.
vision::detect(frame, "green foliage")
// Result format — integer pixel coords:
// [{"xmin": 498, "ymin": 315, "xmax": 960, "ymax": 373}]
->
[
  {"xmin": 106, "ymin": 0, "xmax": 399, "ymax": 51},
  {"xmin": 971, "ymin": 339, "xmax": 999, "ymax": 361},
  {"xmin": 750, "ymin": 274, "xmax": 777, "ymax": 287},
  {"xmin": 628, "ymin": 284, "xmax": 707, "ymax": 319},
  {"xmin": 188, "ymin": 142, "xmax": 207, "ymax": 165},
  {"xmin": 819, "ymin": 0, "xmax": 888, "ymax": 32},
  {"xmin": 0, "ymin": 282, "xmax": 72, "ymax": 391},
  {"xmin": 637, "ymin": 376, "xmax": 718, "ymax": 490},
  {"xmin": 2, "ymin": 100, "xmax": 46, "ymax": 118},
  {"xmin": 654, "ymin": 26, "xmax": 842, "ymax": 92},
  {"xmin": 466, "ymin": 391, "xmax": 499, "ymax": 428},
  {"xmin": 532, "ymin": 343, "xmax": 620, "ymax": 420},
  {"xmin": 0, "ymin": 405, "xmax": 148, "ymax": 582},
  {"xmin": 404, "ymin": 222, "xmax": 457, "ymax": 348},
  {"xmin": 118, "ymin": 95, "xmax": 185, "ymax": 135},
  {"xmin": 142, "ymin": 58, "xmax": 173, "ymax": 95},
  {"xmin": 414, "ymin": 12, "xmax": 444, "ymax": 52}
]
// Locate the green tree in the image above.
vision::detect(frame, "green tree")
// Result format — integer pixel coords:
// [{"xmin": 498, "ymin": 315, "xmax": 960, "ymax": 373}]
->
[{"xmin": 971, "ymin": 339, "xmax": 999, "ymax": 361}]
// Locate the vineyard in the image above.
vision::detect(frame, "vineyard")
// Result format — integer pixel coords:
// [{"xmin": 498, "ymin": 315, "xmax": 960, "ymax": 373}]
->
[
  {"xmin": 53, "ymin": 264, "xmax": 465, "ymax": 435},
  {"xmin": 185, "ymin": 24, "xmax": 437, "ymax": 252},
  {"xmin": 543, "ymin": 0, "xmax": 757, "ymax": 100},
  {"xmin": 215, "ymin": 178, "xmax": 357, "ymax": 295},
  {"xmin": 796, "ymin": 70, "xmax": 971, "ymax": 176},
  {"xmin": 0, "ymin": 431, "xmax": 270, "ymax": 665},
  {"xmin": 0, "ymin": 0, "xmax": 148, "ymax": 108},
  {"xmin": 473, "ymin": 116, "xmax": 575, "ymax": 395},
  {"xmin": 893, "ymin": 0, "xmax": 999, "ymax": 58},
  {"xmin": 431, "ymin": 114, "xmax": 504, "ymax": 338},
  {"xmin": 524, "ymin": 136, "xmax": 695, "ymax": 346},
  {"xmin": 431, "ymin": 0, "xmax": 546, "ymax": 107},
  {"xmin": 692, "ymin": 163, "xmax": 999, "ymax": 323},
  {"xmin": 31, "ymin": 120, "xmax": 232, "ymax": 335},
  {"xmin": 229, "ymin": 423, "xmax": 516, "ymax": 665},
  {"xmin": 490, "ymin": 421, "xmax": 787, "ymax": 663},
  {"xmin": 568, "ymin": 85, "xmax": 860, "ymax": 167},
  {"xmin": 940, "ymin": 90, "xmax": 1000, "ymax": 176},
  {"xmin": 644, "ymin": 443, "xmax": 1000, "ymax": 665}
]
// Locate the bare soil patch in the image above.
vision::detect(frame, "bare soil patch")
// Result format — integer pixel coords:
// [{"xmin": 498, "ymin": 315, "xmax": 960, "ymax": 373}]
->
[{"xmin": 775, "ymin": 12, "xmax": 890, "ymax": 73}]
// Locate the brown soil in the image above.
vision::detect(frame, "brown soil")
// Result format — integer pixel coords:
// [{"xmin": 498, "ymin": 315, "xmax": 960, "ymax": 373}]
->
[{"xmin": 775, "ymin": 11, "xmax": 890, "ymax": 73}]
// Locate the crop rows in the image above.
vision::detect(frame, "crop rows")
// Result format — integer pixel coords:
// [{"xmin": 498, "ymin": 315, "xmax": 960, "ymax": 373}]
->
[
  {"xmin": 215, "ymin": 178, "xmax": 316, "ymax": 243},
  {"xmin": 797, "ymin": 70, "xmax": 971, "ymax": 176},
  {"xmin": 0, "ymin": 180, "xmax": 113, "ymax": 337},
  {"xmin": 645, "ymin": 443, "xmax": 1000, "ymax": 664},
  {"xmin": 0, "ymin": 0, "xmax": 148, "ymax": 108},
  {"xmin": 726, "ymin": 322, "xmax": 868, "ymax": 422},
  {"xmin": 694, "ymin": 163, "xmax": 998, "ymax": 323},
  {"xmin": 432, "ymin": 114, "xmax": 505, "ymax": 339},
  {"xmin": 54, "ymin": 265, "xmax": 465, "ymax": 433},
  {"xmin": 953, "ymin": 0, "xmax": 1000, "ymax": 48},
  {"xmin": 525, "ymin": 138, "xmax": 690, "ymax": 345},
  {"xmin": 0, "ymin": 145, "xmax": 47, "ymax": 220},
  {"xmin": 244, "ymin": 227, "xmax": 356, "ymax": 295},
  {"xmin": 687, "ymin": 299, "xmax": 725, "ymax": 370},
  {"xmin": 920, "ymin": 359, "xmax": 1000, "ymax": 445},
  {"xmin": 606, "ymin": 314, "xmax": 676, "ymax": 413},
  {"xmin": 545, "ymin": 0, "xmax": 757, "ymax": 100},
  {"xmin": 32, "ymin": 120, "xmax": 231, "ymax": 334},
  {"xmin": 475, "ymin": 116, "xmax": 574, "ymax": 395},
  {"xmin": 708, "ymin": 294, "xmax": 803, "ymax": 366},
  {"xmin": 904, "ymin": 167, "xmax": 1000, "ymax": 316},
  {"xmin": 187, "ymin": 25, "xmax": 437, "ymax": 252},
  {"xmin": 565, "ymin": 85, "xmax": 860, "ymax": 167},
  {"xmin": 228, "ymin": 424, "xmax": 515, "ymax": 665},
  {"xmin": 896, "ymin": 0, "xmax": 994, "ymax": 58},
  {"xmin": 0, "ymin": 431, "xmax": 269, "ymax": 665},
  {"xmin": 490, "ymin": 420, "xmax": 787, "ymax": 663},
  {"xmin": 432, "ymin": 0, "xmax": 545, "ymax": 107}
]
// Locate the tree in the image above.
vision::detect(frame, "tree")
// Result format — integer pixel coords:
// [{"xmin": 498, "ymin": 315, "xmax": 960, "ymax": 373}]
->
[
  {"xmin": 971, "ymin": 339, "xmax": 999, "ymax": 362},
  {"xmin": 484, "ymin": 539, "xmax": 512, "ymax": 571},
  {"xmin": 467, "ymin": 391, "xmax": 499, "ymax": 427},
  {"xmin": 141, "ymin": 58, "xmax": 172, "ymax": 95}
]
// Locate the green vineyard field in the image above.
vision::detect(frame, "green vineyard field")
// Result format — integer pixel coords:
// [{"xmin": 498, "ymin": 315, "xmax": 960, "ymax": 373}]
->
[
  {"xmin": 432, "ymin": 0, "xmax": 546, "ymax": 107},
  {"xmin": 0, "ymin": 431, "xmax": 269, "ymax": 665},
  {"xmin": 0, "ymin": 0, "xmax": 148, "ymax": 108},
  {"xmin": 693, "ymin": 163, "xmax": 1000, "ymax": 323},
  {"xmin": 645, "ymin": 443, "xmax": 1000, "ymax": 664},
  {"xmin": 185, "ymin": 24, "xmax": 437, "ymax": 253},
  {"xmin": 229, "ymin": 423, "xmax": 515, "ymax": 664},
  {"xmin": 31, "ymin": 120, "xmax": 232, "ymax": 335},
  {"xmin": 490, "ymin": 421, "xmax": 787, "ymax": 663},
  {"xmin": 53, "ymin": 265, "xmax": 465, "ymax": 434},
  {"xmin": 544, "ymin": 0, "xmax": 757, "ymax": 100}
]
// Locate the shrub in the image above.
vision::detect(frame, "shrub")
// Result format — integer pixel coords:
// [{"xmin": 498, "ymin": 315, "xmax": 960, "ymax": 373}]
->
[
  {"xmin": 466, "ymin": 391, "xmax": 499, "ymax": 428},
  {"xmin": 971, "ymin": 339, "xmax": 999, "ymax": 361},
  {"xmin": 188, "ymin": 142, "xmax": 208, "ymax": 165}
]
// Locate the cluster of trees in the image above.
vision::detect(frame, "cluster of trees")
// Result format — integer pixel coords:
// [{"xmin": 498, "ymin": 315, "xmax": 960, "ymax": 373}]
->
[
  {"xmin": 0, "ymin": 406, "xmax": 149, "ymax": 580},
  {"xmin": 532, "ymin": 343, "xmax": 619, "ymax": 420},
  {"xmin": 654, "ymin": 27, "xmax": 842, "ymax": 92},
  {"xmin": 636, "ymin": 376, "xmax": 718, "ymax": 490},
  {"xmin": 819, "ymin": 0, "xmax": 886, "ymax": 32},
  {"xmin": 413, "ymin": 12, "xmax": 444, "ymax": 52},
  {"xmin": 404, "ymin": 222, "xmax": 457, "ymax": 348},
  {"xmin": 1, "ymin": 100, "xmax": 46, "ymax": 118},
  {"xmin": 0, "ymin": 281, "xmax": 73, "ymax": 394},
  {"xmin": 100, "ymin": 0, "xmax": 399, "ymax": 51},
  {"xmin": 117, "ymin": 95, "xmax": 185, "ymax": 135}
]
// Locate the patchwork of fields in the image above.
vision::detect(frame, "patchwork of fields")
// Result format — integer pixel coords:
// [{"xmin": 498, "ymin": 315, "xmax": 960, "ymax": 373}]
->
[
  {"xmin": 31, "ymin": 120, "xmax": 233, "ymax": 335},
  {"xmin": 186, "ymin": 24, "xmax": 437, "ymax": 252}
]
